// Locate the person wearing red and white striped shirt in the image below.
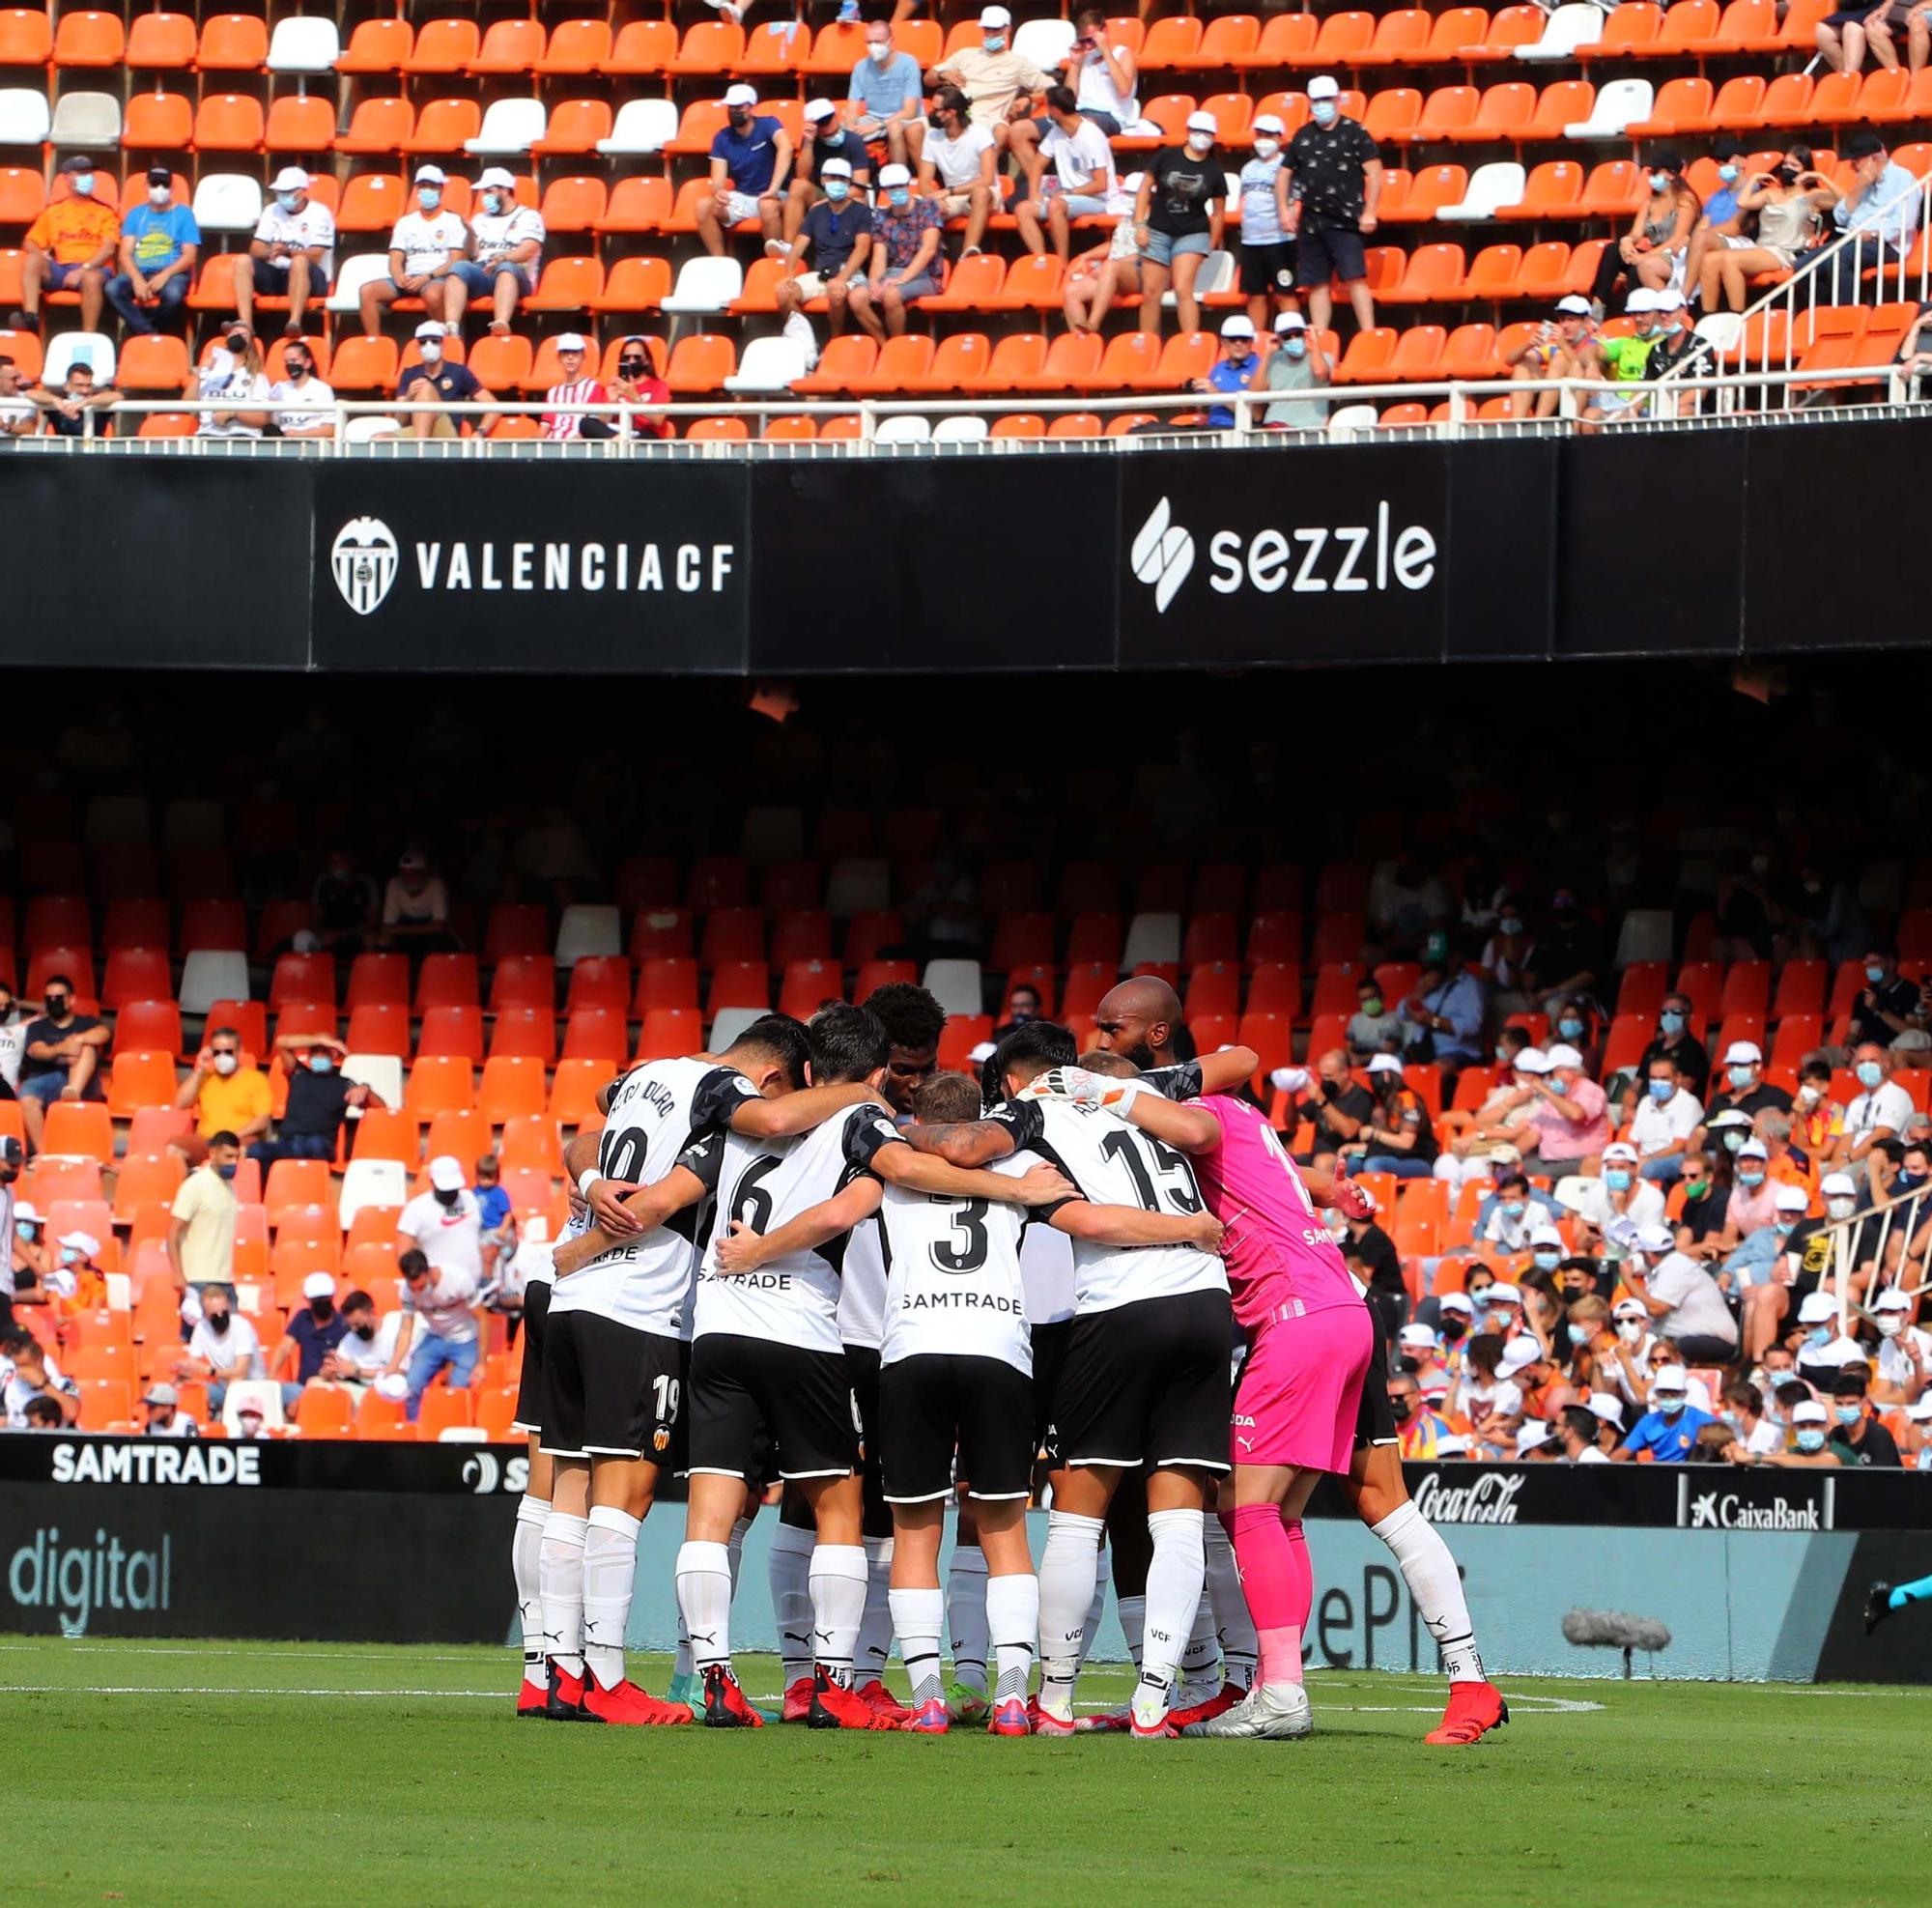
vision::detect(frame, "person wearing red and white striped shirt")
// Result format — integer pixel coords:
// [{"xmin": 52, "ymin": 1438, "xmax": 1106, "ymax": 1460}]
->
[{"xmin": 541, "ymin": 334, "xmax": 608, "ymax": 441}]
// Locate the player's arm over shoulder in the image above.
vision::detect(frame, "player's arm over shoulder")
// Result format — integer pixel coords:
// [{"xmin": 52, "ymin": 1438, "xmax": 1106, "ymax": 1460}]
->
[
  {"xmin": 1117, "ymin": 1082, "xmax": 1223, "ymax": 1155},
  {"xmin": 860, "ymin": 1110, "xmax": 1068, "ymax": 1205},
  {"xmin": 900, "ymin": 1100, "xmax": 1031, "ymax": 1166},
  {"xmin": 553, "ymin": 1155, "xmax": 709, "ymax": 1275}
]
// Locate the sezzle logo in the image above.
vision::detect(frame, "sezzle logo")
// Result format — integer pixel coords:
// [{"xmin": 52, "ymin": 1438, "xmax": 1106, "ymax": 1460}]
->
[
  {"xmin": 1128, "ymin": 496, "xmax": 1438, "ymax": 614},
  {"xmin": 331, "ymin": 516, "xmax": 399, "ymax": 615},
  {"xmin": 1411, "ymin": 1469, "xmax": 1523, "ymax": 1525},
  {"xmin": 1687, "ymin": 1489, "xmax": 1822, "ymax": 1531}
]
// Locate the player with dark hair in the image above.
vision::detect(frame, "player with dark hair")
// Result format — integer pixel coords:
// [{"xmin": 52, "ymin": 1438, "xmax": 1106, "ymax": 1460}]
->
[
  {"xmin": 672, "ymin": 1004, "xmax": 1070, "ymax": 1729},
  {"xmin": 539, "ymin": 1015, "xmax": 874, "ymax": 1726},
  {"xmin": 865, "ymin": 981, "xmax": 946, "ymax": 1111}
]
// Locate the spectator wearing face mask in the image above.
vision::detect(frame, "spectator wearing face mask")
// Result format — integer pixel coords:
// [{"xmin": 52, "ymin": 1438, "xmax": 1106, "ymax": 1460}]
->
[
  {"xmin": 176, "ymin": 1285, "xmax": 263, "ymax": 1414},
  {"xmin": 1687, "ymin": 1137, "xmax": 1777, "ymax": 1269},
  {"xmin": 1616, "ymin": 1362, "xmax": 1712, "ymax": 1463},
  {"xmin": 1817, "ymin": 129, "xmax": 1920, "ymax": 306},
  {"xmin": 1847, "ymin": 947, "xmax": 1929, "ymax": 1061},
  {"xmin": 1282, "ymin": 74, "xmax": 1381, "ymax": 341},
  {"xmin": 269, "ymin": 338, "xmax": 335, "ymax": 440},
  {"xmin": 1628, "ymin": 1056, "xmax": 1703, "ymax": 1183},
  {"xmin": 1828, "ymin": 1371, "xmax": 1901, "ymax": 1467},
  {"xmin": 268, "ymin": 1270, "xmax": 350, "ymax": 1412},
  {"xmin": 385, "ymin": 1244, "xmax": 484, "ymax": 1417},
  {"xmin": 1790, "ymin": 1058, "xmax": 1845, "ymax": 1162},
  {"xmin": 1721, "ymin": 1182, "xmax": 1812, "ymax": 1333},
  {"xmin": 319, "ymin": 1289, "xmax": 386, "ymax": 1389},
  {"xmin": 453, "ymin": 168, "xmax": 544, "ymax": 338},
  {"xmin": 1623, "ymin": 1222, "xmax": 1740, "ymax": 1365},
  {"xmin": 1548, "ymin": 996, "xmax": 1603, "ymax": 1079},
  {"xmin": 1260, "ymin": 309, "xmax": 1333, "ymax": 430},
  {"xmin": 848, "ymin": 21, "xmax": 924, "ymax": 165},
  {"xmin": 16, "ymin": 974, "xmax": 109, "ymax": 1154},
  {"xmin": 1558, "ymin": 1293, "xmax": 1613, "ymax": 1389},
  {"xmin": 1279, "ymin": 1050, "xmax": 1375, "ymax": 1169},
  {"xmin": 1391, "ymin": 1371, "xmax": 1453, "ymax": 1459},
  {"xmin": 1132, "ymin": 110, "xmax": 1225, "ymax": 337},
  {"xmin": 1717, "ymin": 1380, "xmax": 1783, "ymax": 1458},
  {"xmin": 1571, "ymin": 1142, "xmax": 1667, "ymax": 1239},
  {"xmin": 1232, "ymin": 114, "xmax": 1296, "ymax": 335},
  {"xmin": 1869, "ymin": 1289, "xmax": 1928, "ymax": 1407},
  {"xmin": 1478, "ymin": 907, "xmax": 1538, "ymax": 1016},
  {"xmin": 1836, "ymin": 1043, "xmax": 1916, "ymax": 1177},
  {"xmin": 605, "ymin": 334, "xmax": 672, "ymax": 441},
  {"xmin": 847, "ymin": 163, "xmax": 944, "ymax": 341},
  {"xmin": 188, "ymin": 327, "xmax": 273, "ymax": 440},
  {"xmin": 251, "ymin": 1034, "xmax": 384, "ymax": 1168},
  {"xmin": 1899, "ymin": 1395, "xmax": 1932, "ymax": 1471},
  {"xmin": 238, "ymin": 167, "xmax": 334, "ymax": 339},
  {"xmin": 177, "ymin": 1028, "xmax": 271, "ymax": 1145},
  {"xmin": 698, "ymin": 85, "xmax": 793, "ymax": 256},
  {"xmin": 1398, "ymin": 953, "xmax": 1488, "ymax": 1070},
  {"xmin": 360, "ymin": 165, "xmax": 468, "ymax": 338},
  {"xmin": 1781, "ymin": 1170, "xmax": 1868, "ymax": 1315},
  {"xmin": 1793, "ymin": 1290, "xmax": 1865, "ymax": 1388},
  {"xmin": 396, "ymin": 323, "xmax": 494, "ymax": 441},
  {"xmin": 1345, "ymin": 977, "xmax": 1403, "ymax": 1062},
  {"xmin": 1503, "ymin": 1043, "xmax": 1609, "ymax": 1178},
  {"xmin": 1342, "ymin": 1055, "xmax": 1437, "ymax": 1181},
  {"xmin": 168, "ymin": 1129, "xmax": 242, "ymax": 1314},
  {"xmin": 1474, "ymin": 1281, "xmax": 1527, "ymax": 1347},
  {"xmin": 1469, "ymin": 1173, "xmax": 1560, "ymax": 1260},
  {"xmin": 1693, "ymin": 1041, "xmax": 1792, "ymax": 1153},
  {"xmin": 8, "ymin": 1200, "xmax": 48, "ymax": 1328},
  {"xmin": 1638, "ymin": 993, "xmax": 1711, "ymax": 1105},
  {"xmin": 15, "ymin": 155, "xmax": 117, "ymax": 337},
  {"xmin": 1186, "ymin": 315, "xmax": 1264, "ymax": 431},
  {"xmin": 104, "ymin": 164, "xmax": 199, "ymax": 336},
  {"xmin": 45, "ymin": 1231, "xmax": 107, "ymax": 1319},
  {"xmin": 0, "ymin": 979, "xmax": 25, "ymax": 1102},
  {"xmin": 928, "ymin": 7, "xmax": 1053, "ymax": 147}
]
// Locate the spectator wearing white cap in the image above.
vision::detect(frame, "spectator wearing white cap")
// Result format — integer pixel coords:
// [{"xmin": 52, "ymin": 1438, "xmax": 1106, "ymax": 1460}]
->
[
  {"xmin": 1870, "ymin": 1288, "xmax": 1928, "ymax": 1407},
  {"xmin": 1476, "ymin": 1280, "xmax": 1527, "ymax": 1347},
  {"xmin": 916, "ymin": 87, "xmax": 999, "ymax": 259},
  {"xmin": 1502, "ymin": 296, "xmax": 1597, "ymax": 420},
  {"xmin": 1835, "ymin": 1042, "xmax": 1915, "ymax": 1177},
  {"xmin": 1348, "ymin": 1052, "xmax": 1439, "ymax": 1181},
  {"xmin": 925, "ymin": 7, "xmax": 1053, "ymax": 157},
  {"xmin": 1782, "ymin": 1168, "xmax": 1866, "ymax": 1304},
  {"xmin": 1014, "ymin": 85, "xmax": 1119, "ymax": 265},
  {"xmin": 1282, "ymin": 75, "xmax": 1382, "ymax": 339},
  {"xmin": 268, "ymin": 1269, "xmax": 351, "ymax": 1412},
  {"xmin": 1794, "ymin": 1289, "xmax": 1864, "ymax": 1386},
  {"xmin": 399, "ymin": 1155, "xmax": 485, "ymax": 1286},
  {"xmin": 699, "ymin": 85, "xmax": 793, "ymax": 256},
  {"xmin": 1567, "ymin": 1141, "xmax": 1666, "ymax": 1239},
  {"xmin": 780, "ymin": 98, "xmax": 874, "ymax": 249},
  {"xmin": 359, "ymin": 165, "xmax": 469, "ymax": 338},
  {"xmin": 396, "ymin": 323, "xmax": 495, "ymax": 441},
  {"xmin": 387, "ymin": 1244, "xmax": 485, "ymax": 1418},
  {"xmin": 176, "ymin": 1284, "xmax": 264, "ymax": 1415},
  {"xmin": 1640, "ymin": 285, "xmax": 1712, "ymax": 405},
  {"xmin": 1131, "ymin": 110, "xmax": 1225, "ymax": 334},
  {"xmin": 453, "ymin": 168, "xmax": 544, "ymax": 337},
  {"xmin": 7, "ymin": 1191, "xmax": 49, "ymax": 1315},
  {"xmin": 1623, "ymin": 1221, "xmax": 1739, "ymax": 1365},
  {"xmin": 1583, "ymin": 1389, "xmax": 1626, "ymax": 1454},
  {"xmin": 1186, "ymin": 315, "xmax": 1263, "ymax": 431},
  {"xmin": 1577, "ymin": 289, "xmax": 1669, "ymax": 428},
  {"xmin": 1508, "ymin": 1042, "xmax": 1609, "ymax": 1177},
  {"xmin": 848, "ymin": 163, "xmax": 944, "ymax": 340},
  {"xmin": 1616, "ymin": 1360, "xmax": 1713, "ymax": 1463},
  {"xmin": 1260, "ymin": 311, "xmax": 1332, "ymax": 430},
  {"xmin": 1630, "ymin": 1052, "xmax": 1703, "ymax": 1184},
  {"xmin": 539, "ymin": 334, "xmax": 607, "ymax": 443},
  {"xmin": 239, "ymin": 165, "xmax": 333, "ymax": 339},
  {"xmin": 1233, "ymin": 113, "xmax": 1296, "ymax": 333},
  {"xmin": 777, "ymin": 159, "xmax": 871, "ymax": 338},
  {"xmin": 269, "ymin": 335, "xmax": 335, "ymax": 440},
  {"xmin": 140, "ymin": 1381, "xmax": 198, "ymax": 1438}
]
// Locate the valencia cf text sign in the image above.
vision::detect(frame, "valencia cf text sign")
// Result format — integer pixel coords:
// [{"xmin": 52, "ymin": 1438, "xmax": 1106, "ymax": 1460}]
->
[{"xmin": 310, "ymin": 461, "xmax": 750, "ymax": 672}]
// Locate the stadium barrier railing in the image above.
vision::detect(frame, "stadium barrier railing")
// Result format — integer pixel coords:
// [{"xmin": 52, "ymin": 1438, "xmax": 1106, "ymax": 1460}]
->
[{"xmin": 1820, "ymin": 1180, "xmax": 1931, "ymax": 1335}]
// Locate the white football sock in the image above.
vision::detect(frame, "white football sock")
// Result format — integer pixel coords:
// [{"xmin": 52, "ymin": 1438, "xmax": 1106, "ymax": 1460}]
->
[
  {"xmin": 1372, "ymin": 1501, "xmax": 1485, "ymax": 1685},
  {"xmin": 1136, "ymin": 1508, "xmax": 1205, "ymax": 1723},
  {"xmin": 1073, "ymin": 1549, "xmax": 1108, "ymax": 1673},
  {"xmin": 513, "ymin": 1495, "xmax": 547, "ymax": 1689},
  {"xmin": 538, "ymin": 1508, "xmax": 587, "ymax": 1680},
  {"xmin": 675, "ymin": 1539, "xmax": 734, "ymax": 1676},
  {"xmin": 985, "ymin": 1572, "xmax": 1039, "ymax": 1706},
  {"xmin": 582, "ymin": 1505, "xmax": 640, "ymax": 1693},
  {"xmin": 1206, "ymin": 1514, "xmax": 1257, "ymax": 1689},
  {"xmin": 947, "ymin": 1543, "xmax": 989, "ymax": 1695},
  {"xmin": 1037, "ymin": 1510, "xmax": 1104, "ymax": 1721},
  {"xmin": 1117, "ymin": 1594, "xmax": 1147, "ymax": 1671},
  {"xmin": 889, "ymin": 1586, "xmax": 946, "ymax": 1707},
  {"xmin": 857, "ymin": 1534, "xmax": 895, "ymax": 1684},
  {"xmin": 1179, "ymin": 1594, "xmax": 1221, "ymax": 1704},
  {"xmin": 809, "ymin": 1543, "xmax": 869, "ymax": 1687},
  {"xmin": 768, "ymin": 1521, "xmax": 815, "ymax": 1687}
]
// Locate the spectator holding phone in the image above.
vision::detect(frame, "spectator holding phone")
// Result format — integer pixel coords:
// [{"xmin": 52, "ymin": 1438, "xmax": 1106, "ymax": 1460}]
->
[
  {"xmin": 1590, "ymin": 150, "xmax": 1697, "ymax": 315},
  {"xmin": 1701, "ymin": 149, "xmax": 1833, "ymax": 313}
]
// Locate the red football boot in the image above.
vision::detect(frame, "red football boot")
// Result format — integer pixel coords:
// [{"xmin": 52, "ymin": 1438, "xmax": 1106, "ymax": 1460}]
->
[
  {"xmin": 544, "ymin": 1662, "xmax": 594, "ymax": 1722},
  {"xmin": 582, "ymin": 1677, "xmax": 695, "ymax": 1725},
  {"xmin": 808, "ymin": 1667, "xmax": 902, "ymax": 1730},
  {"xmin": 781, "ymin": 1676, "xmax": 815, "ymax": 1723},
  {"xmin": 1424, "ymin": 1681, "xmax": 1508, "ymax": 1746},
  {"xmin": 1166, "ymin": 1682, "xmax": 1243, "ymax": 1731},
  {"xmin": 516, "ymin": 1676, "xmax": 548, "ymax": 1719},
  {"xmin": 700, "ymin": 1665, "xmax": 766, "ymax": 1728},
  {"xmin": 857, "ymin": 1678, "xmax": 910, "ymax": 1724}
]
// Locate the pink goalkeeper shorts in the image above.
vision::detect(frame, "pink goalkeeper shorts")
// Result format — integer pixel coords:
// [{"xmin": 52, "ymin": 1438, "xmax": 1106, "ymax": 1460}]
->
[{"xmin": 1232, "ymin": 1300, "xmax": 1374, "ymax": 1475}]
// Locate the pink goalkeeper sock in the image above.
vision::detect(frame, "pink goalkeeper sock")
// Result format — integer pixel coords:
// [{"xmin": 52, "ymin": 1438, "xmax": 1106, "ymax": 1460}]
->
[{"xmin": 1231, "ymin": 1503, "xmax": 1311, "ymax": 1688}]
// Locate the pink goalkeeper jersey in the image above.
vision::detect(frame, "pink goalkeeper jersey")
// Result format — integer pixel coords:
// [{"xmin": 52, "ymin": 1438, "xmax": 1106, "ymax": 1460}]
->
[{"xmin": 1192, "ymin": 1092, "xmax": 1361, "ymax": 1327}]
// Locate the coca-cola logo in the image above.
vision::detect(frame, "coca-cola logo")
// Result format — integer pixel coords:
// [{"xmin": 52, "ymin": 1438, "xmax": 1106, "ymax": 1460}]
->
[{"xmin": 1411, "ymin": 1469, "xmax": 1525, "ymax": 1525}]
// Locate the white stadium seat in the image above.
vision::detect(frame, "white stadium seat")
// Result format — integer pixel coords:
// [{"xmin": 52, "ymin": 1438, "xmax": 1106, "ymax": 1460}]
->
[
  {"xmin": 466, "ymin": 99, "xmax": 547, "ymax": 157},
  {"xmin": 597, "ymin": 99, "xmax": 679, "ymax": 157},
  {"xmin": 267, "ymin": 16, "xmax": 341, "ymax": 74}
]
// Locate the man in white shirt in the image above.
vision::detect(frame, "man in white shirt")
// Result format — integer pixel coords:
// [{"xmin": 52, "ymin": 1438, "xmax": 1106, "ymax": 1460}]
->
[
  {"xmin": 319, "ymin": 1288, "xmax": 390, "ymax": 1388},
  {"xmin": 1872, "ymin": 1287, "xmax": 1930, "ymax": 1406},
  {"xmin": 358, "ymin": 164, "xmax": 469, "ymax": 338},
  {"xmin": 1624, "ymin": 1223, "xmax": 1739, "ymax": 1365},
  {"xmin": 915, "ymin": 87, "xmax": 998, "ymax": 258},
  {"xmin": 269, "ymin": 336, "xmax": 335, "ymax": 439},
  {"xmin": 1015, "ymin": 85, "xmax": 1119, "ymax": 263},
  {"xmin": 397, "ymin": 1154, "xmax": 484, "ymax": 1282},
  {"xmin": 141, "ymin": 1381, "xmax": 200, "ymax": 1438},
  {"xmin": 1837, "ymin": 1043, "xmax": 1916, "ymax": 1175},
  {"xmin": 1566, "ymin": 1141, "xmax": 1666, "ymax": 1237},
  {"xmin": 385, "ymin": 1245, "xmax": 482, "ymax": 1417},
  {"xmin": 238, "ymin": 164, "xmax": 335, "ymax": 339},
  {"xmin": 452, "ymin": 165, "xmax": 544, "ymax": 337},
  {"xmin": 176, "ymin": 1286, "xmax": 264, "ymax": 1414},
  {"xmin": 1556, "ymin": 1406, "xmax": 1612, "ymax": 1464},
  {"xmin": 1629, "ymin": 1055, "xmax": 1703, "ymax": 1182},
  {"xmin": 0, "ymin": 356, "xmax": 36, "ymax": 440}
]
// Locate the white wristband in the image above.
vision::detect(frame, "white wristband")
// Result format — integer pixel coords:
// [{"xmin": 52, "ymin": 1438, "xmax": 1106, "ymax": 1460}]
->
[
  {"xmin": 1110, "ymin": 1077, "xmax": 1145, "ymax": 1113},
  {"xmin": 576, "ymin": 1168, "xmax": 603, "ymax": 1197}
]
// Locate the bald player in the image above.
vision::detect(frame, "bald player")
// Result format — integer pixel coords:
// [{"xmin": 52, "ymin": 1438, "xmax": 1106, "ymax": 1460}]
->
[{"xmin": 1087, "ymin": 987, "xmax": 1506, "ymax": 1746}]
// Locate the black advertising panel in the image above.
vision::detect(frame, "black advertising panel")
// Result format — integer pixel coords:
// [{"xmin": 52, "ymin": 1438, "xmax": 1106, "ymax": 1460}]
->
[
  {"xmin": 1442, "ymin": 435, "xmax": 1560, "ymax": 661},
  {"xmin": 1741, "ymin": 418, "xmax": 1920, "ymax": 654},
  {"xmin": 310, "ymin": 459, "xmax": 750, "ymax": 672},
  {"xmin": 0, "ymin": 456, "xmax": 309, "ymax": 669},
  {"xmin": 746, "ymin": 454, "xmax": 1119, "ymax": 672},
  {"xmin": 1116, "ymin": 441, "xmax": 1476, "ymax": 667},
  {"xmin": 1553, "ymin": 430, "xmax": 1746, "ymax": 657}
]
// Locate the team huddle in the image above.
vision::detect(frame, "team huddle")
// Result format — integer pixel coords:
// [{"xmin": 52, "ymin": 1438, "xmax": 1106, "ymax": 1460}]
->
[{"xmin": 507, "ymin": 978, "xmax": 1507, "ymax": 1741}]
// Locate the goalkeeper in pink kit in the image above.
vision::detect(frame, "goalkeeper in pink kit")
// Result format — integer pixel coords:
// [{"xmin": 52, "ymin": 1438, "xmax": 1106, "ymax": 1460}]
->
[{"xmin": 1027, "ymin": 1046, "xmax": 1505, "ymax": 1745}]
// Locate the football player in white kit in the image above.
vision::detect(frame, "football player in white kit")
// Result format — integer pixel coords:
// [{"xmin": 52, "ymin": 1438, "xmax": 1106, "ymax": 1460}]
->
[{"xmin": 542, "ymin": 1015, "xmax": 875, "ymax": 1725}]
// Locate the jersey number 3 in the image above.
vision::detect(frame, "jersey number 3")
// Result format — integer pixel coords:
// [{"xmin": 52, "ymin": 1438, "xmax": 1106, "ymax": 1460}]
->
[{"xmin": 929, "ymin": 1196, "xmax": 990, "ymax": 1274}]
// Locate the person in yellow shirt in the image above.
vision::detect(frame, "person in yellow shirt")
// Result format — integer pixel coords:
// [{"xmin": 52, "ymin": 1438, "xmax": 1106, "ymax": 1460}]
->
[
  {"xmin": 18, "ymin": 156, "xmax": 118, "ymax": 336},
  {"xmin": 169, "ymin": 1131, "xmax": 242, "ymax": 1309},
  {"xmin": 174, "ymin": 1026, "xmax": 272, "ymax": 1144}
]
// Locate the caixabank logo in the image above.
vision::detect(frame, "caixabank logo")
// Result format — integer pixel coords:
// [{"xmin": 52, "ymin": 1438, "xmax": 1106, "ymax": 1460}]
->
[{"xmin": 1129, "ymin": 495, "xmax": 1440, "ymax": 616}]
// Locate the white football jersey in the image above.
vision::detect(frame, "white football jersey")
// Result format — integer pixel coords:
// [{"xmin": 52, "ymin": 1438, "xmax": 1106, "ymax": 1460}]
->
[
  {"xmin": 692, "ymin": 1106, "xmax": 875, "ymax": 1354},
  {"xmin": 1021, "ymin": 1223, "xmax": 1075, "ymax": 1326},
  {"xmin": 872, "ymin": 1144, "xmax": 1036, "ymax": 1374},
  {"xmin": 836, "ymin": 1210, "xmax": 888, "ymax": 1351},
  {"xmin": 548, "ymin": 1056, "xmax": 760, "ymax": 1338},
  {"xmin": 990, "ymin": 1096, "xmax": 1227, "ymax": 1315}
]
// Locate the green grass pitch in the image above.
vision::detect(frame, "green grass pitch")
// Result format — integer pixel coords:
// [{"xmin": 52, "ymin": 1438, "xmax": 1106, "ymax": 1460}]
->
[{"xmin": 0, "ymin": 1637, "xmax": 1923, "ymax": 1905}]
